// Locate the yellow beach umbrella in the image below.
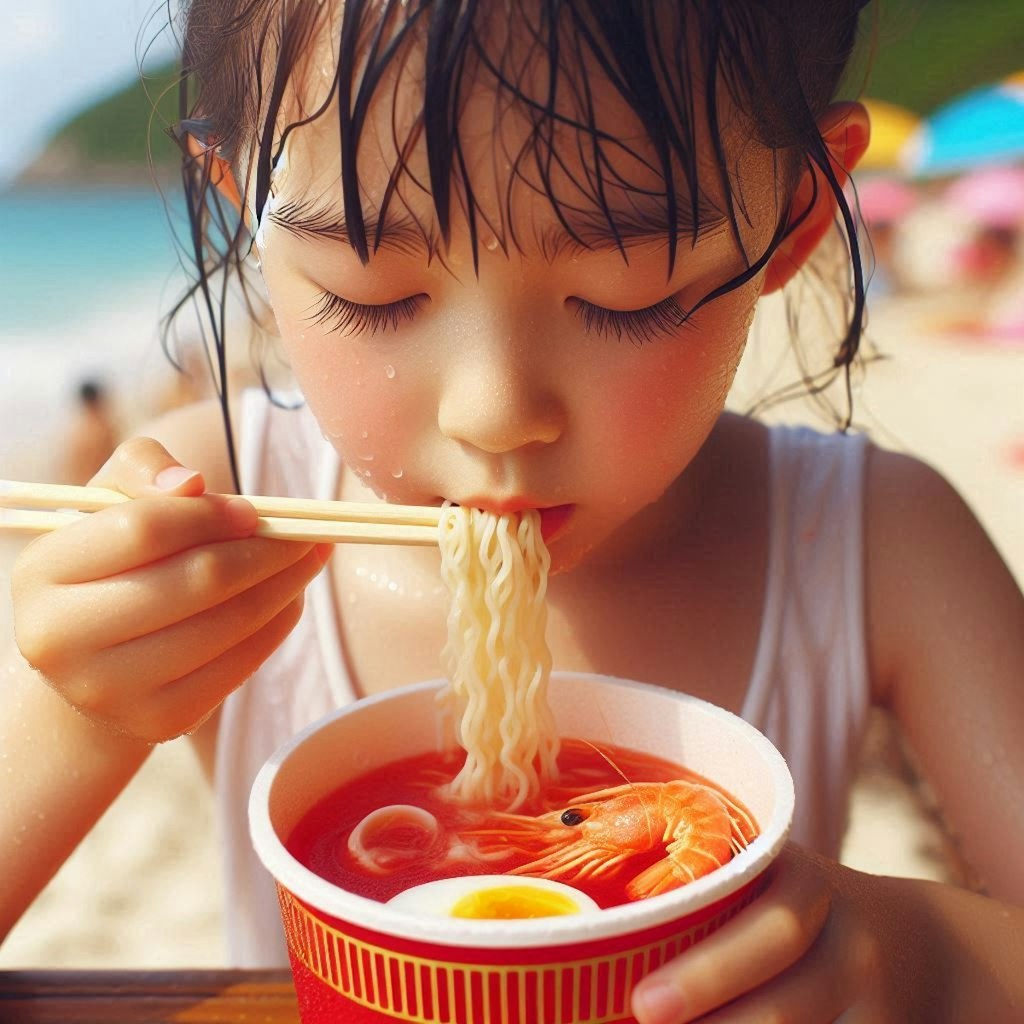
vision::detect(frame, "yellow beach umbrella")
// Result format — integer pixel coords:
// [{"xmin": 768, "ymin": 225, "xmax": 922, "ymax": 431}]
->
[{"xmin": 860, "ymin": 98, "xmax": 920, "ymax": 171}]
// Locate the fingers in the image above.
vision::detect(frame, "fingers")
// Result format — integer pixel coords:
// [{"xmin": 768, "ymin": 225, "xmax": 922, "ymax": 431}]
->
[
  {"xmin": 70, "ymin": 544, "xmax": 328, "ymax": 694},
  {"xmin": 123, "ymin": 595, "xmax": 308, "ymax": 742},
  {"xmin": 18, "ymin": 493, "xmax": 259, "ymax": 586},
  {"xmin": 631, "ymin": 846, "xmax": 832, "ymax": 1024},
  {"xmin": 25, "ymin": 531, "xmax": 314, "ymax": 653},
  {"xmin": 91, "ymin": 436, "xmax": 209, "ymax": 498},
  {"xmin": 23, "ymin": 544, "xmax": 328, "ymax": 744},
  {"xmin": 691, "ymin": 922, "xmax": 847, "ymax": 1024}
]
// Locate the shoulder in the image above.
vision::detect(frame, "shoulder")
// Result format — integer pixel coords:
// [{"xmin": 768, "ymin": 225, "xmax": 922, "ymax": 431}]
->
[
  {"xmin": 138, "ymin": 398, "xmax": 239, "ymax": 496},
  {"xmin": 863, "ymin": 444, "xmax": 1023, "ymax": 704}
]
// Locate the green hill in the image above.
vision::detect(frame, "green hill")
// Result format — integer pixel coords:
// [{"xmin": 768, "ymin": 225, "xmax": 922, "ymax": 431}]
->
[
  {"xmin": 853, "ymin": 0, "xmax": 1024, "ymax": 113},
  {"xmin": 17, "ymin": 63, "xmax": 181, "ymax": 185}
]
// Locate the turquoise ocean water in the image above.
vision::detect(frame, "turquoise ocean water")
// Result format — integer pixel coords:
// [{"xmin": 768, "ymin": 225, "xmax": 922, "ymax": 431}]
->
[{"xmin": 0, "ymin": 187, "xmax": 187, "ymax": 333}]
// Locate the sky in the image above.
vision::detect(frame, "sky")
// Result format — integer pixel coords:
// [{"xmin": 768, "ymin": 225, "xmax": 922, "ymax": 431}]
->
[{"xmin": 1, "ymin": 0, "xmax": 175, "ymax": 186}]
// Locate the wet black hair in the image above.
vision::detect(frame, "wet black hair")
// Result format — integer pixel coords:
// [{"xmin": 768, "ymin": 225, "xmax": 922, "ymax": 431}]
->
[{"xmin": 165, "ymin": 0, "xmax": 873, "ymax": 490}]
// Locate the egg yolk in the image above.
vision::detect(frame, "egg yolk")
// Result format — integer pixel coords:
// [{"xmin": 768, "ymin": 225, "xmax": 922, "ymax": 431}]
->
[{"xmin": 450, "ymin": 886, "xmax": 580, "ymax": 919}]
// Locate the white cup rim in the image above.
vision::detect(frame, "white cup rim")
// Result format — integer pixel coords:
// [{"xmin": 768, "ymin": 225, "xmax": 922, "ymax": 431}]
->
[{"xmin": 249, "ymin": 672, "xmax": 794, "ymax": 949}]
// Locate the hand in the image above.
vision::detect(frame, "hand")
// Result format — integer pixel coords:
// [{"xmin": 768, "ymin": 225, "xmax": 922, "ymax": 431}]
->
[
  {"xmin": 630, "ymin": 843, "xmax": 1023, "ymax": 1023},
  {"xmin": 11, "ymin": 436, "xmax": 331, "ymax": 744}
]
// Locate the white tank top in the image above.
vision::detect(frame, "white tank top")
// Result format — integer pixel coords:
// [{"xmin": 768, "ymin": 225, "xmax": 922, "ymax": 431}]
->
[{"xmin": 215, "ymin": 390, "xmax": 871, "ymax": 966}]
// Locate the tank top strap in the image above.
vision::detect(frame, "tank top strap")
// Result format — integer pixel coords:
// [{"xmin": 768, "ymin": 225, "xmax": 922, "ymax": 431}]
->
[{"xmin": 741, "ymin": 424, "xmax": 871, "ymax": 856}]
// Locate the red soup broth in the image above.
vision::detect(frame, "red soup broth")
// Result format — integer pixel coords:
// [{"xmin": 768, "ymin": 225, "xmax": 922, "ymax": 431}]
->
[{"xmin": 286, "ymin": 738, "xmax": 757, "ymax": 910}]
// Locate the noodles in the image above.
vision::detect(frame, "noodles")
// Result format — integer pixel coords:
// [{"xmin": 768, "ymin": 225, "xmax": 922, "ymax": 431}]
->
[{"xmin": 438, "ymin": 506, "xmax": 559, "ymax": 810}]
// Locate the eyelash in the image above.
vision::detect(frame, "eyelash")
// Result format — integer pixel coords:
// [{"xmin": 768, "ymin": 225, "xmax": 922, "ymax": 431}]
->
[
  {"xmin": 307, "ymin": 290, "xmax": 689, "ymax": 344},
  {"xmin": 573, "ymin": 296, "xmax": 690, "ymax": 345},
  {"xmin": 307, "ymin": 291, "xmax": 424, "ymax": 335}
]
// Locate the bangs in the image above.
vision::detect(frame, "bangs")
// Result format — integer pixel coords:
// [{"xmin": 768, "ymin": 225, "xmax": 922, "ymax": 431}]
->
[{"xmin": 226, "ymin": 0, "xmax": 814, "ymax": 279}]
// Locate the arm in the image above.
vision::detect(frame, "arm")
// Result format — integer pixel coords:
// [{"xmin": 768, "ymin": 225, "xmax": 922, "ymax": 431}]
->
[
  {"xmin": 0, "ymin": 401, "xmax": 328, "ymax": 942},
  {"xmin": 866, "ymin": 448, "xmax": 1024, "ymax": 903},
  {"xmin": 630, "ymin": 447, "xmax": 1024, "ymax": 1023}
]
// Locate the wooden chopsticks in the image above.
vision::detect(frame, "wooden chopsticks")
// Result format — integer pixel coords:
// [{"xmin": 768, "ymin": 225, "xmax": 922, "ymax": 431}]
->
[{"xmin": 0, "ymin": 480, "xmax": 441, "ymax": 547}]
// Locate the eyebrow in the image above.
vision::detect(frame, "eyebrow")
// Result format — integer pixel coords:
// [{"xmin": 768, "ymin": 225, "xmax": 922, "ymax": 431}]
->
[{"xmin": 270, "ymin": 193, "xmax": 731, "ymax": 262}]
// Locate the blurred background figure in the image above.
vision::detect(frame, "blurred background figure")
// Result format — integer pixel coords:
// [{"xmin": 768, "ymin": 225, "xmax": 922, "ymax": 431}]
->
[
  {"xmin": 868, "ymin": 70, "xmax": 1024, "ymax": 342},
  {"xmin": 57, "ymin": 378, "xmax": 120, "ymax": 486},
  {"xmin": 944, "ymin": 164, "xmax": 1024, "ymax": 340}
]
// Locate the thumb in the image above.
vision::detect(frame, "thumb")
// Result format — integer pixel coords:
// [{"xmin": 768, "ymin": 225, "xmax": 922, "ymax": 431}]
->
[{"xmin": 91, "ymin": 436, "xmax": 208, "ymax": 499}]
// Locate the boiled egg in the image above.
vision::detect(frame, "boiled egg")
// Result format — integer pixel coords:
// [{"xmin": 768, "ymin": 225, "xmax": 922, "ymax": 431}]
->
[{"xmin": 386, "ymin": 875, "xmax": 599, "ymax": 920}]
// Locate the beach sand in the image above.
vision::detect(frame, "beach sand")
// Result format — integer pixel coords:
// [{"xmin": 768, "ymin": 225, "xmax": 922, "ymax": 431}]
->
[{"xmin": 0, "ymin": 286, "xmax": 1021, "ymax": 967}]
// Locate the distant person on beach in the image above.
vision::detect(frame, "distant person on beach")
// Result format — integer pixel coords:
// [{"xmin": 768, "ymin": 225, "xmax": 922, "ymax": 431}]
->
[
  {"xmin": 2, "ymin": 3, "xmax": 1023, "ymax": 1021},
  {"xmin": 57, "ymin": 379, "xmax": 119, "ymax": 486}
]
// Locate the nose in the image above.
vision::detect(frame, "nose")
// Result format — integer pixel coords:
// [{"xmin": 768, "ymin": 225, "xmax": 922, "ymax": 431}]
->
[{"xmin": 436, "ymin": 332, "xmax": 565, "ymax": 454}]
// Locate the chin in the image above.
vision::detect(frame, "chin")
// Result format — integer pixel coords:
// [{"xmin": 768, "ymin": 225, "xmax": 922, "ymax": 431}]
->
[{"xmin": 544, "ymin": 533, "xmax": 599, "ymax": 576}]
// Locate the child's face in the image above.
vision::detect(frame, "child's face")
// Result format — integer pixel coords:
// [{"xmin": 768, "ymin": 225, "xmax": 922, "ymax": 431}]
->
[{"xmin": 252, "ymin": 33, "xmax": 786, "ymax": 572}]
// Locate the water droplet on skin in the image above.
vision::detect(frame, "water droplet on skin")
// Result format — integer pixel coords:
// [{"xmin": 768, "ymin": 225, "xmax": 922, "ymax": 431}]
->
[
  {"xmin": 484, "ymin": 235, "xmax": 499, "ymax": 252},
  {"xmin": 384, "ymin": 364, "xmax": 396, "ymax": 379},
  {"xmin": 387, "ymin": 581, "xmax": 398, "ymax": 593},
  {"xmin": 391, "ymin": 468, "xmax": 404, "ymax": 479},
  {"xmin": 357, "ymin": 452, "xmax": 375, "ymax": 462},
  {"xmin": 361, "ymin": 431, "xmax": 369, "ymax": 440}
]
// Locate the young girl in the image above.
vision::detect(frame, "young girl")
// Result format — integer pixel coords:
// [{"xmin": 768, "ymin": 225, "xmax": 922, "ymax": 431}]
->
[{"xmin": 4, "ymin": 1, "xmax": 1023, "ymax": 1019}]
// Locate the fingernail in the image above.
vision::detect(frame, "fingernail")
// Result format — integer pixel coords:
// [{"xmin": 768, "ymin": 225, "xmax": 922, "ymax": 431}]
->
[
  {"xmin": 225, "ymin": 496, "xmax": 258, "ymax": 533},
  {"xmin": 632, "ymin": 982, "xmax": 686, "ymax": 1024},
  {"xmin": 155, "ymin": 466, "xmax": 201, "ymax": 491}
]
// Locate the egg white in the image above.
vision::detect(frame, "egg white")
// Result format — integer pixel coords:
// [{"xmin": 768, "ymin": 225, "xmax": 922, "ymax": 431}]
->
[{"xmin": 386, "ymin": 875, "xmax": 600, "ymax": 919}]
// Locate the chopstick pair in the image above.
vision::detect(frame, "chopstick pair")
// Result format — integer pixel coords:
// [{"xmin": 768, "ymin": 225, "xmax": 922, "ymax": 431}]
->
[{"xmin": 0, "ymin": 480, "xmax": 442, "ymax": 547}]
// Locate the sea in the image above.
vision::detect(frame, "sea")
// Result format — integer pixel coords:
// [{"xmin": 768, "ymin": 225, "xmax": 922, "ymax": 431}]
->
[
  {"xmin": 0, "ymin": 186, "xmax": 196, "ymax": 481},
  {"xmin": 0, "ymin": 187, "xmax": 186, "ymax": 332}
]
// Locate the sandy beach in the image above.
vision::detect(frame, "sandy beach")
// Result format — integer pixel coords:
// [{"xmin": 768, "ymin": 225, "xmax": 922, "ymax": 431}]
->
[{"xmin": 0, "ymin": 283, "xmax": 1021, "ymax": 967}]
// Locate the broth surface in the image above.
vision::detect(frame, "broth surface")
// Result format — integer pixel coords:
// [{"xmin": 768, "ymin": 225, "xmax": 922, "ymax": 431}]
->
[{"xmin": 287, "ymin": 739, "xmax": 757, "ymax": 908}]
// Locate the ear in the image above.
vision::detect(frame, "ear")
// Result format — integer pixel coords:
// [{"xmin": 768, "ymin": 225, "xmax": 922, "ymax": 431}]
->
[
  {"xmin": 762, "ymin": 101, "xmax": 871, "ymax": 295},
  {"xmin": 186, "ymin": 133, "xmax": 244, "ymax": 212}
]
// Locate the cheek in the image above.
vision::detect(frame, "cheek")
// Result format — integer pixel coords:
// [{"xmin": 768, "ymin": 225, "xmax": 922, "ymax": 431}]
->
[
  {"xmin": 277, "ymin": 319, "xmax": 427, "ymax": 480},
  {"xmin": 598, "ymin": 334, "xmax": 745, "ymax": 464}
]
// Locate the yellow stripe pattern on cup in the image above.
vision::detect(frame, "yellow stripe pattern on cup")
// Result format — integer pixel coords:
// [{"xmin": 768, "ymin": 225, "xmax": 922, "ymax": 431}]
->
[{"xmin": 277, "ymin": 884, "xmax": 759, "ymax": 1023}]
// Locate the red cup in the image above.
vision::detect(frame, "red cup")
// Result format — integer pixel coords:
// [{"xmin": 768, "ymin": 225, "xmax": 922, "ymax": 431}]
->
[{"xmin": 249, "ymin": 673, "xmax": 794, "ymax": 1024}]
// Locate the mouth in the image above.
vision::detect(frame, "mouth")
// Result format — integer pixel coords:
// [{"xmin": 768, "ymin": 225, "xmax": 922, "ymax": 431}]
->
[
  {"xmin": 537, "ymin": 504, "xmax": 573, "ymax": 543},
  {"xmin": 450, "ymin": 500, "xmax": 575, "ymax": 544}
]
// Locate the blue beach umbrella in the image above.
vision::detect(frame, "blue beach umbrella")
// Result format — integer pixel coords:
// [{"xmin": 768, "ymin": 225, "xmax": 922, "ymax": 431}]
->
[{"xmin": 901, "ymin": 74, "xmax": 1024, "ymax": 178}]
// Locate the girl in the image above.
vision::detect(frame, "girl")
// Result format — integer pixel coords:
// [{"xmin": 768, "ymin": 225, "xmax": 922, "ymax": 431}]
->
[{"xmin": 4, "ymin": 1, "xmax": 1023, "ymax": 1020}]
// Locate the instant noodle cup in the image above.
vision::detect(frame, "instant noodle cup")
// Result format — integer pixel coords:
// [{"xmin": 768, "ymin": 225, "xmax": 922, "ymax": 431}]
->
[{"xmin": 249, "ymin": 672, "xmax": 794, "ymax": 1024}]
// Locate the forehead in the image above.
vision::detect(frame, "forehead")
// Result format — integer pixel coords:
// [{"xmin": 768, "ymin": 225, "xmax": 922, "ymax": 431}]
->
[{"xmin": 256, "ymin": 1, "xmax": 786, "ymax": 259}]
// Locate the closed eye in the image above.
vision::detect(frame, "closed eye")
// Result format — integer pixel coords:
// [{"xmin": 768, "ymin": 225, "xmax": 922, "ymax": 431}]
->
[
  {"xmin": 306, "ymin": 291, "xmax": 427, "ymax": 336},
  {"xmin": 573, "ymin": 295, "xmax": 690, "ymax": 345}
]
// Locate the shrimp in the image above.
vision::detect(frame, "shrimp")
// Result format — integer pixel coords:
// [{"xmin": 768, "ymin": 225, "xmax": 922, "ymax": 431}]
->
[{"xmin": 463, "ymin": 780, "xmax": 757, "ymax": 900}]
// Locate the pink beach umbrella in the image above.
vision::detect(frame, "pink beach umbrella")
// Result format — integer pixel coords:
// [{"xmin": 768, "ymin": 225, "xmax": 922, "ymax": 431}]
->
[
  {"xmin": 855, "ymin": 175, "xmax": 917, "ymax": 225},
  {"xmin": 944, "ymin": 165, "xmax": 1024, "ymax": 228}
]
